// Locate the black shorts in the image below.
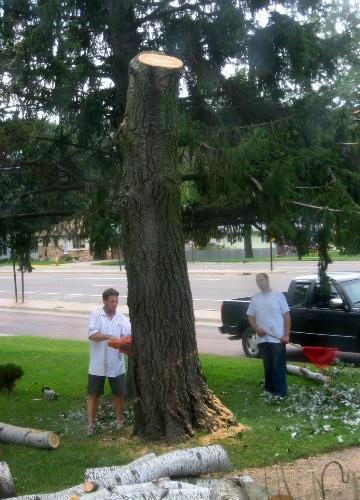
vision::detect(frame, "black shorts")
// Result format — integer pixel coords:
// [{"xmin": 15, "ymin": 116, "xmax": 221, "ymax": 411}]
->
[{"xmin": 87, "ymin": 373, "xmax": 126, "ymax": 396}]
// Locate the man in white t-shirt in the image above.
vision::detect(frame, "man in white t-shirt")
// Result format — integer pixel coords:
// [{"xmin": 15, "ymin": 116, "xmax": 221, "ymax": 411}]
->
[
  {"xmin": 87, "ymin": 288, "xmax": 131, "ymax": 435},
  {"xmin": 247, "ymin": 273, "xmax": 290, "ymax": 397}
]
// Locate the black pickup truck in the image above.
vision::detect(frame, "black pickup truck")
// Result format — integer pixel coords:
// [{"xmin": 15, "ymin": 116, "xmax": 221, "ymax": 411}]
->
[{"xmin": 219, "ymin": 272, "xmax": 360, "ymax": 357}]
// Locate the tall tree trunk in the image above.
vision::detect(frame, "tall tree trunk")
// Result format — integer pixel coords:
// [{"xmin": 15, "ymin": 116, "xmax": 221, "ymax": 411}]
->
[
  {"xmin": 21, "ymin": 269, "xmax": 24, "ymax": 304},
  {"xmin": 120, "ymin": 52, "xmax": 236, "ymax": 442},
  {"xmin": 243, "ymin": 225, "xmax": 253, "ymax": 259},
  {"xmin": 11, "ymin": 256, "xmax": 18, "ymax": 303}
]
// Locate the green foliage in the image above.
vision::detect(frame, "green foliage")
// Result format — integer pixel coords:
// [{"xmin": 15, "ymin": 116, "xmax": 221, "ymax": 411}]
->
[
  {"xmin": 0, "ymin": 0, "xmax": 359, "ymax": 270},
  {"xmin": 0, "ymin": 363, "xmax": 24, "ymax": 394}
]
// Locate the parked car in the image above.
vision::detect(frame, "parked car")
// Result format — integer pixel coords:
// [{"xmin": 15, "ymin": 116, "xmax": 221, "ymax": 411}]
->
[{"xmin": 219, "ymin": 272, "xmax": 360, "ymax": 357}]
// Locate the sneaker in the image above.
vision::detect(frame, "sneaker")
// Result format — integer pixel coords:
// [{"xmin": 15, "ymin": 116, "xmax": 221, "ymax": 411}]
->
[
  {"xmin": 115, "ymin": 420, "xmax": 124, "ymax": 430},
  {"xmin": 87, "ymin": 426, "xmax": 94, "ymax": 436},
  {"xmin": 273, "ymin": 394, "xmax": 287, "ymax": 401}
]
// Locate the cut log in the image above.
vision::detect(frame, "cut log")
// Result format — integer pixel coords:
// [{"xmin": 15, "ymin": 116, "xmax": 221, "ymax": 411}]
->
[
  {"xmin": 6, "ymin": 483, "xmax": 86, "ymax": 500},
  {"xmin": 87, "ymin": 480, "xmax": 207, "ymax": 496},
  {"xmin": 0, "ymin": 422, "xmax": 59, "ymax": 449},
  {"xmin": 210, "ymin": 477, "xmax": 277, "ymax": 500},
  {"xmin": 69, "ymin": 487, "xmax": 211, "ymax": 500},
  {"xmin": 165, "ymin": 490, "xmax": 210, "ymax": 499},
  {"xmin": 69, "ymin": 489, "xmax": 166, "ymax": 500},
  {"xmin": 0, "ymin": 461, "xmax": 15, "ymax": 498},
  {"xmin": 84, "ymin": 452, "xmax": 156, "ymax": 485},
  {"xmin": 286, "ymin": 364, "xmax": 331, "ymax": 383},
  {"xmin": 6, "ymin": 455, "xmax": 158, "ymax": 500},
  {"xmin": 85, "ymin": 445, "xmax": 231, "ymax": 489},
  {"xmin": 157, "ymin": 481, "xmax": 206, "ymax": 490}
]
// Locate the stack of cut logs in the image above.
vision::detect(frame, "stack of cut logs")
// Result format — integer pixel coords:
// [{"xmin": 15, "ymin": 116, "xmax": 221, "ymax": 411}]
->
[{"xmin": 0, "ymin": 445, "xmax": 280, "ymax": 500}]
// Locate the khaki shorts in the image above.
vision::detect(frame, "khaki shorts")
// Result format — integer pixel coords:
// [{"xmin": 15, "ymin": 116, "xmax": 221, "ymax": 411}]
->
[{"xmin": 87, "ymin": 373, "xmax": 126, "ymax": 396}]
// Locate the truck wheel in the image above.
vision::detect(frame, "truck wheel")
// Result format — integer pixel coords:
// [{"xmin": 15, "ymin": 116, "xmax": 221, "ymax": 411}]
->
[{"xmin": 242, "ymin": 328, "xmax": 260, "ymax": 358}]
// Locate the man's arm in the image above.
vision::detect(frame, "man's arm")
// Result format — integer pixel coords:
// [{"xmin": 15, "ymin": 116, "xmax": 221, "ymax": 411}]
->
[
  {"xmin": 247, "ymin": 315, "xmax": 267, "ymax": 337},
  {"xmin": 282, "ymin": 312, "xmax": 291, "ymax": 343},
  {"xmin": 88, "ymin": 311, "xmax": 118, "ymax": 342},
  {"xmin": 89, "ymin": 332, "xmax": 118, "ymax": 342}
]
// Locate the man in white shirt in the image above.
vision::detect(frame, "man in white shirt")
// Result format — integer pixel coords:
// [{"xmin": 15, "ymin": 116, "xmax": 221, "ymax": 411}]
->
[
  {"xmin": 247, "ymin": 273, "xmax": 290, "ymax": 397},
  {"xmin": 87, "ymin": 288, "xmax": 131, "ymax": 435}
]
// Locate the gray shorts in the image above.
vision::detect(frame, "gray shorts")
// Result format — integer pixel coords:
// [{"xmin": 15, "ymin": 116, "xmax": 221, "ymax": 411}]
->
[{"xmin": 87, "ymin": 373, "xmax": 126, "ymax": 396}]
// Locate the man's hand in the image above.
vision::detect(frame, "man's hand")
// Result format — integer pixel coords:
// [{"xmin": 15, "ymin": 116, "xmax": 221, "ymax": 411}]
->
[
  {"xmin": 106, "ymin": 334, "xmax": 118, "ymax": 341},
  {"xmin": 256, "ymin": 328, "xmax": 267, "ymax": 337},
  {"xmin": 281, "ymin": 334, "xmax": 290, "ymax": 344}
]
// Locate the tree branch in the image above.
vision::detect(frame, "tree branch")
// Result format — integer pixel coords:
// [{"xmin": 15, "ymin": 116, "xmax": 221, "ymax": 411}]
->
[
  {"xmin": 182, "ymin": 206, "xmax": 258, "ymax": 230},
  {"xmin": 249, "ymin": 175, "xmax": 262, "ymax": 191},
  {"xmin": 0, "ymin": 211, "xmax": 76, "ymax": 220},
  {"xmin": 291, "ymin": 201, "xmax": 360, "ymax": 214},
  {"xmin": 137, "ymin": 2, "xmax": 201, "ymax": 26},
  {"xmin": 181, "ymin": 173, "xmax": 204, "ymax": 182}
]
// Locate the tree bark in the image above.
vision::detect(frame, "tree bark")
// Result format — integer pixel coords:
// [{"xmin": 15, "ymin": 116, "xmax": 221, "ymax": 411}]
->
[
  {"xmin": 120, "ymin": 51, "xmax": 236, "ymax": 442},
  {"xmin": 11, "ymin": 257, "xmax": 18, "ymax": 303},
  {"xmin": 6, "ymin": 484, "xmax": 88, "ymax": 500},
  {"xmin": 210, "ymin": 476, "xmax": 275, "ymax": 499},
  {"xmin": 71, "ymin": 485, "xmax": 211, "ymax": 500},
  {"xmin": 5, "ymin": 455, "xmax": 156, "ymax": 500},
  {"xmin": 0, "ymin": 461, "xmax": 15, "ymax": 498},
  {"xmin": 85, "ymin": 452, "xmax": 156, "ymax": 485},
  {"xmin": 0, "ymin": 422, "xmax": 59, "ymax": 449},
  {"xmin": 85, "ymin": 445, "xmax": 231, "ymax": 490},
  {"xmin": 243, "ymin": 225, "xmax": 253, "ymax": 259},
  {"xmin": 72, "ymin": 489, "xmax": 210, "ymax": 500}
]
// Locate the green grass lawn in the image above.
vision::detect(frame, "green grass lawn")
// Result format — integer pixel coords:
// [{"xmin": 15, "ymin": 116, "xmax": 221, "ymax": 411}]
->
[{"xmin": 1, "ymin": 337, "xmax": 359, "ymax": 495}]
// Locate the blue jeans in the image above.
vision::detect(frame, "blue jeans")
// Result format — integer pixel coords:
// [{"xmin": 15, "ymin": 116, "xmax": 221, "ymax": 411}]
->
[{"xmin": 258, "ymin": 342, "xmax": 287, "ymax": 397}]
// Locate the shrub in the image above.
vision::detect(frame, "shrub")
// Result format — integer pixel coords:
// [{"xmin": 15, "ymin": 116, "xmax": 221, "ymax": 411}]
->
[{"xmin": 0, "ymin": 363, "xmax": 24, "ymax": 394}]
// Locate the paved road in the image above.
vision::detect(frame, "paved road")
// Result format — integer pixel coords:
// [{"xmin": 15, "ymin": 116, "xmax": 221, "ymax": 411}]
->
[
  {"xmin": 1, "ymin": 260, "xmax": 360, "ymax": 310},
  {"xmin": 1, "ymin": 309, "xmax": 359, "ymax": 366}
]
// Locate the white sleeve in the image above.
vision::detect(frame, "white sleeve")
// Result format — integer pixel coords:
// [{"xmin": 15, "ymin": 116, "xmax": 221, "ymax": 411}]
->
[
  {"xmin": 246, "ymin": 297, "xmax": 256, "ymax": 316},
  {"xmin": 88, "ymin": 310, "xmax": 101, "ymax": 337},
  {"xmin": 279, "ymin": 293, "xmax": 290, "ymax": 314}
]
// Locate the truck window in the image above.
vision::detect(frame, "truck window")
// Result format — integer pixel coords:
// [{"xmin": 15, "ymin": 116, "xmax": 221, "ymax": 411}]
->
[
  {"xmin": 312, "ymin": 284, "xmax": 339, "ymax": 308},
  {"xmin": 292, "ymin": 282, "xmax": 310, "ymax": 308},
  {"xmin": 341, "ymin": 279, "xmax": 360, "ymax": 307}
]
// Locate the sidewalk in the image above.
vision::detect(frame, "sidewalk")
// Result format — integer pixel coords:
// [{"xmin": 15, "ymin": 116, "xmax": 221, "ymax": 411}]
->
[
  {"xmin": 0, "ymin": 298, "xmax": 221, "ymax": 327},
  {"xmin": 0, "ymin": 261, "xmax": 286, "ymax": 275}
]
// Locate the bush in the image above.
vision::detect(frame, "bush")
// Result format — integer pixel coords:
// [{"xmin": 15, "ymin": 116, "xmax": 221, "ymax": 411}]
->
[{"xmin": 0, "ymin": 363, "xmax": 24, "ymax": 394}]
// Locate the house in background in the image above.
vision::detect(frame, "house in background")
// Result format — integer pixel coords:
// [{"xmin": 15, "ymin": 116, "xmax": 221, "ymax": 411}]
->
[
  {"xmin": 37, "ymin": 234, "xmax": 93, "ymax": 261},
  {"xmin": 0, "ymin": 243, "xmax": 10, "ymax": 261},
  {"xmin": 185, "ymin": 226, "xmax": 274, "ymax": 261},
  {"xmin": 0, "ymin": 242, "xmax": 38, "ymax": 261}
]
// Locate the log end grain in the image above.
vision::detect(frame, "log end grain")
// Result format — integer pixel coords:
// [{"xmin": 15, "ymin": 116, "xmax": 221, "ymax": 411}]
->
[
  {"xmin": 138, "ymin": 52, "xmax": 183, "ymax": 69},
  {"xmin": 48, "ymin": 432, "xmax": 60, "ymax": 449},
  {"xmin": 83, "ymin": 481, "xmax": 96, "ymax": 493}
]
